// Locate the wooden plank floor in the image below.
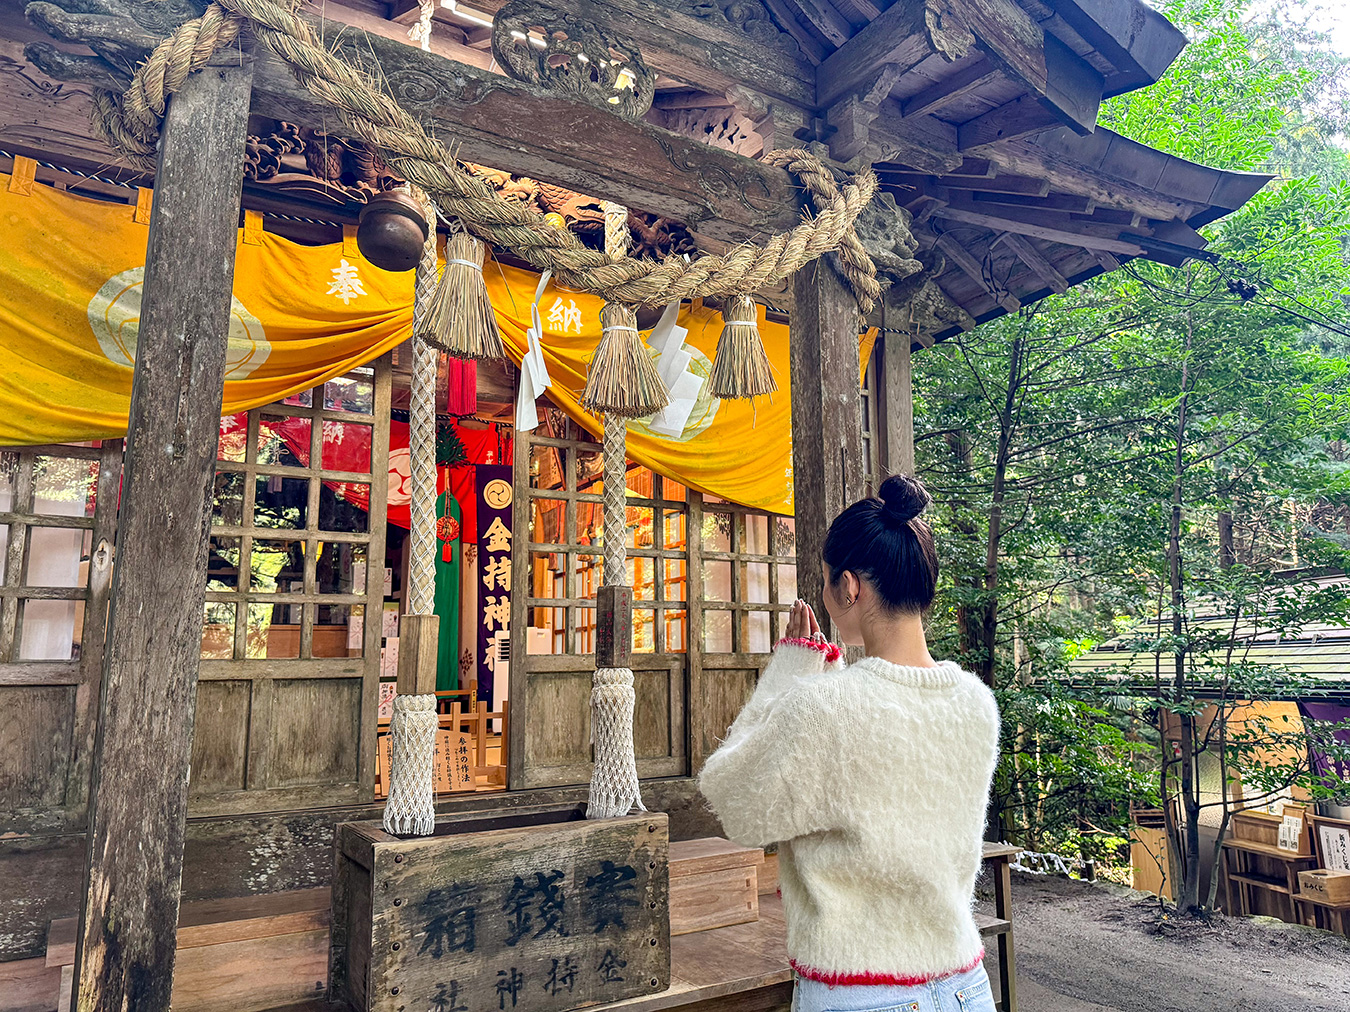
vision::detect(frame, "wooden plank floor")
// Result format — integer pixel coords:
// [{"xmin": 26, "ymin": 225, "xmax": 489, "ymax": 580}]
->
[{"xmin": 264, "ymin": 896, "xmax": 793, "ymax": 1012}]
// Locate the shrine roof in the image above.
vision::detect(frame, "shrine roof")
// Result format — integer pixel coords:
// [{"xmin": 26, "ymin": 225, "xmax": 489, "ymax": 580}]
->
[{"xmin": 3, "ymin": 0, "xmax": 1273, "ymax": 345}]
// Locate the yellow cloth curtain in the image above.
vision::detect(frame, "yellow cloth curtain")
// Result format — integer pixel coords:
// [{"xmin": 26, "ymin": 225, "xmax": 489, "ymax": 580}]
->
[
  {"xmin": 0, "ymin": 178, "xmax": 412, "ymax": 443},
  {"xmin": 484, "ymin": 262, "xmax": 874, "ymax": 513},
  {"xmin": 0, "ymin": 171, "xmax": 874, "ymax": 513}
]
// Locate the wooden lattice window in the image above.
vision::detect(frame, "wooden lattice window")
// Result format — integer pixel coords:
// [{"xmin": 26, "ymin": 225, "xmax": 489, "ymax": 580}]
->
[
  {"xmin": 0, "ymin": 441, "xmax": 120, "ymax": 833},
  {"xmin": 206, "ymin": 369, "xmax": 383, "ymax": 661},
  {"xmin": 699, "ymin": 500, "xmax": 797, "ymax": 655},
  {"xmin": 524, "ymin": 414, "xmax": 689, "ymax": 655}
]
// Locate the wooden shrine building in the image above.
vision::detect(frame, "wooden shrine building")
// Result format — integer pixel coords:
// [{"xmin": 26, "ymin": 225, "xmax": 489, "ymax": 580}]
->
[{"xmin": 0, "ymin": 0, "xmax": 1267, "ymax": 1010}]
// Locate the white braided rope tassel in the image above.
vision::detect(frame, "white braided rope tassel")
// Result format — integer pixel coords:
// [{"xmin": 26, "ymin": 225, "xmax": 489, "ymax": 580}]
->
[
  {"xmin": 589, "ymin": 202, "xmax": 644, "ymax": 819},
  {"xmin": 384, "ymin": 203, "xmax": 439, "ymax": 837},
  {"xmin": 383, "ymin": 694, "xmax": 437, "ymax": 835},
  {"xmin": 589, "ymin": 668, "xmax": 643, "ymax": 819}
]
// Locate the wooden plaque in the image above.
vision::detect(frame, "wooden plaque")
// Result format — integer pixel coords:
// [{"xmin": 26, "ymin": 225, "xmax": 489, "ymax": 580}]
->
[
  {"xmin": 330, "ymin": 807, "xmax": 670, "ymax": 1012},
  {"xmin": 595, "ymin": 585, "xmax": 633, "ymax": 669}
]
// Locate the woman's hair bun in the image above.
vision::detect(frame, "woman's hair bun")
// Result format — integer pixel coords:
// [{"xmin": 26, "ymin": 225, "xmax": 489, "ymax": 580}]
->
[{"xmin": 878, "ymin": 474, "xmax": 931, "ymax": 523}]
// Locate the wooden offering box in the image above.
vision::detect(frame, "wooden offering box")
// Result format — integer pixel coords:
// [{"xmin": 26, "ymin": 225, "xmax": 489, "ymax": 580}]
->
[
  {"xmin": 1299, "ymin": 869, "xmax": 1350, "ymax": 904},
  {"xmin": 330, "ymin": 805, "xmax": 670, "ymax": 1012}
]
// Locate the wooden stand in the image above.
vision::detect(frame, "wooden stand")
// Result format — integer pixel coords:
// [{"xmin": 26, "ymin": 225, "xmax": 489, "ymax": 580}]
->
[
  {"xmin": 1219, "ymin": 838, "xmax": 1319, "ymax": 922},
  {"xmin": 329, "ymin": 805, "xmax": 670, "ymax": 1012}
]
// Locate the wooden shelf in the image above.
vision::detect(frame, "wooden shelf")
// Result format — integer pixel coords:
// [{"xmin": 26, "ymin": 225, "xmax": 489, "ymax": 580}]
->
[
  {"xmin": 1230, "ymin": 871, "xmax": 1291, "ymax": 894},
  {"xmin": 1294, "ymin": 894, "xmax": 1350, "ymax": 911},
  {"xmin": 1221, "ymin": 838, "xmax": 1318, "ymax": 861}
]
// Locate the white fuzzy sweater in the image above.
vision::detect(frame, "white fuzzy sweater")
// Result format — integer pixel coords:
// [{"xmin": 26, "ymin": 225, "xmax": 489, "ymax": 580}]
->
[{"xmin": 698, "ymin": 638, "xmax": 1000, "ymax": 985}]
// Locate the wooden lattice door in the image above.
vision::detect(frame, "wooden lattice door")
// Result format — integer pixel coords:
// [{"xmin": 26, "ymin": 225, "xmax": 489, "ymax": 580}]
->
[
  {"xmin": 191, "ymin": 359, "xmax": 391, "ymax": 815},
  {"xmin": 508, "ymin": 413, "xmax": 688, "ymax": 789}
]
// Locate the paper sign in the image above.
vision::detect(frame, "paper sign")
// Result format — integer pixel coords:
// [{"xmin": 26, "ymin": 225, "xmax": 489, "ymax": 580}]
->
[
  {"xmin": 383, "ymin": 566, "xmax": 393, "ymax": 597},
  {"xmin": 381, "ymin": 637, "xmax": 399, "ymax": 679},
  {"xmin": 377, "ymin": 680, "xmax": 396, "ymax": 721},
  {"xmin": 347, "ymin": 612, "xmax": 364, "ymax": 649},
  {"xmin": 1321, "ymin": 825, "xmax": 1350, "ymax": 872},
  {"xmin": 382, "ymin": 602, "xmax": 399, "ymax": 639},
  {"xmin": 377, "ymin": 728, "xmax": 474, "ymax": 795}
]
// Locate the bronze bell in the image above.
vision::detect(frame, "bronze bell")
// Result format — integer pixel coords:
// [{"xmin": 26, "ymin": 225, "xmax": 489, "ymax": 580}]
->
[{"xmin": 356, "ymin": 190, "xmax": 429, "ymax": 272}]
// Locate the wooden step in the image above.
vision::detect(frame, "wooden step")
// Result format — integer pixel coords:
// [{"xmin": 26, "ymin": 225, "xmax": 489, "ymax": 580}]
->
[
  {"xmin": 45, "ymin": 888, "xmax": 330, "ymax": 1012},
  {"xmin": 670, "ymin": 838, "xmax": 763, "ymax": 936}
]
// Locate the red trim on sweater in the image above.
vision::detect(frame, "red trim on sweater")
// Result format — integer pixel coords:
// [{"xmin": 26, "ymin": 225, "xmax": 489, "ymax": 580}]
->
[
  {"xmin": 777, "ymin": 636, "xmax": 829, "ymax": 653},
  {"xmin": 789, "ymin": 950, "xmax": 986, "ymax": 988},
  {"xmin": 776, "ymin": 637, "xmax": 843, "ymax": 664}
]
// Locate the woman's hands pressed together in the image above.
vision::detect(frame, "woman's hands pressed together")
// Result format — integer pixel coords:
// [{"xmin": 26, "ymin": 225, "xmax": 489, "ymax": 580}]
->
[{"xmin": 784, "ymin": 599, "xmax": 827, "ymax": 646}]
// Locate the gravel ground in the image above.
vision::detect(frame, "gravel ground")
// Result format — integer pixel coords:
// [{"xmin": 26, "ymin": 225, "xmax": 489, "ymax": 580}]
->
[{"xmin": 976, "ymin": 871, "xmax": 1350, "ymax": 1012}]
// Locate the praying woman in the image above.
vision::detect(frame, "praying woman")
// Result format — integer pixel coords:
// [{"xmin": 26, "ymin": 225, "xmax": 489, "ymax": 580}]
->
[{"xmin": 699, "ymin": 474, "xmax": 1001, "ymax": 1012}]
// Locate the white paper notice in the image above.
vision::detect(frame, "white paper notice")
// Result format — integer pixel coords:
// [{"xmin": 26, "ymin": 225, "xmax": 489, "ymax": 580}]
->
[
  {"xmin": 347, "ymin": 613, "xmax": 364, "ymax": 649},
  {"xmin": 382, "ymin": 603, "xmax": 399, "ymax": 640}
]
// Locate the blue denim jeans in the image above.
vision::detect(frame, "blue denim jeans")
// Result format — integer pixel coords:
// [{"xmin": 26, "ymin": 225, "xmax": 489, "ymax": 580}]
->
[{"xmin": 792, "ymin": 964, "xmax": 996, "ymax": 1012}]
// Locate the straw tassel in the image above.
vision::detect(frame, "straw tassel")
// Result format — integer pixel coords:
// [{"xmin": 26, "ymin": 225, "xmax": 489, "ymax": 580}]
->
[
  {"xmin": 581, "ymin": 303, "xmax": 670, "ymax": 418},
  {"xmin": 709, "ymin": 294, "xmax": 777, "ymax": 400},
  {"xmin": 417, "ymin": 232, "xmax": 504, "ymax": 360}
]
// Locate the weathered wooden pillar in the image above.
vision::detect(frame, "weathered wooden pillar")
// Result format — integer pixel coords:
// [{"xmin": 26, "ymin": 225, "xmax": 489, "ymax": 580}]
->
[
  {"xmin": 74, "ymin": 61, "xmax": 253, "ymax": 1012},
  {"xmin": 879, "ymin": 330, "xmax": 915, "ymax": 476},
  {"xmin": 789, "ymin": 259, "xmax": 866, "ymax": 634}
]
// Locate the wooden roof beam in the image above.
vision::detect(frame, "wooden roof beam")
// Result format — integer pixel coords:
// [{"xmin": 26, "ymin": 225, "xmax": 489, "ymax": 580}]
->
[
  {"xmin": 1047, "ymin": 0, "xmax": 1187, "ymax": 98},
  {"xmin": 877, "ymin": 169, "xmax": 1049, "ymax": 197},
  {"xmin": 931, "ymin": 203, "xmax": 1145, "ymax": 255},
  {"xmin": 934, "ymin": 233, "xmax": 1021, "ymax": 314},
  {"xmin": 971, "ymin": 190, "xmax": 1094, "ymax": 213},
  {"xmin": 900, "ymin": 56, "xmax": 1000, "ymax": 119},
  {"xmin": 820, "ymin": 0, "xmax": 1104, "ymax": 136},
  {"xmin": 241, "ymin": 22, "xmax": 808, "ymax": 244},
  {"xmin": 946, "ymin": 0, "xmax": 1104, "ymax": 135},
  {"xmin": 791, "ymin": 0, "xmax": 855, "ymax": 48},
  {"xmin": 993, "ymin": 231, "xmax": 1068, "ymax": 293},
  {"xmin": 957, "ymin": 93, "xmax": 1062, "ymax": 150},
  {"xmin": 816, "ymin": 0, "xmax": 976, "ymax": 110}
]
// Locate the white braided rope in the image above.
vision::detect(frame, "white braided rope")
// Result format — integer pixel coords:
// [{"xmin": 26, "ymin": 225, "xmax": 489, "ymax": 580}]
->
[
  {"xmin": 382, "ymin": 694, "xmax": 437, "ymax": 835},
  {"xmin": 601, "ymin": 415, "xmax": 628, "ymax": 587},
  {"xmin": 589, "ymin": 668, "xmax": 644, "ymax": 819},
  {"xmin": 589, "ymin": 203, "xmax": 644, "ymax": 820},
  {"xmin": 408, "ymin": 220, "xmax": 439, "ymax": 616},
  {"xmin": 383, "ymin": 204, "xmax": 440, "ymax": 838}
]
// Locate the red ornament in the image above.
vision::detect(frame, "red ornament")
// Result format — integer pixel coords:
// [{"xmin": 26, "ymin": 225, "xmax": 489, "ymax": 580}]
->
[{"xmin": 437, "ymin": 516, "xmax": 461, "ymax": 543}]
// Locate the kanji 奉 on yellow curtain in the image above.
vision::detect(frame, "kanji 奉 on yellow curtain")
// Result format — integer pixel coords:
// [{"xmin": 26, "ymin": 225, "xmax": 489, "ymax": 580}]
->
[{"xmin": 0, "ymin": 172, "xmax": 873, "ymax": 513}]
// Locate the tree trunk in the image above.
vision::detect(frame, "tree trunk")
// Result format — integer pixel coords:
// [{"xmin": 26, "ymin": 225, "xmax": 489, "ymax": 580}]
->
[
  {"xmin": 1218, "ymin": 511, "xmax": 1235, "ymax": 570},
  {"xmin": 1168, "ymin": 324, "xmax": 1201, "ymax": 914}
]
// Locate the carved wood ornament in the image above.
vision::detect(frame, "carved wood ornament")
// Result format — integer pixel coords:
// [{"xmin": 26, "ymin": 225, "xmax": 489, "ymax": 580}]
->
[{"xmin": 491, "ymin": 0, "xmax": 657, "ymax": 120}]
